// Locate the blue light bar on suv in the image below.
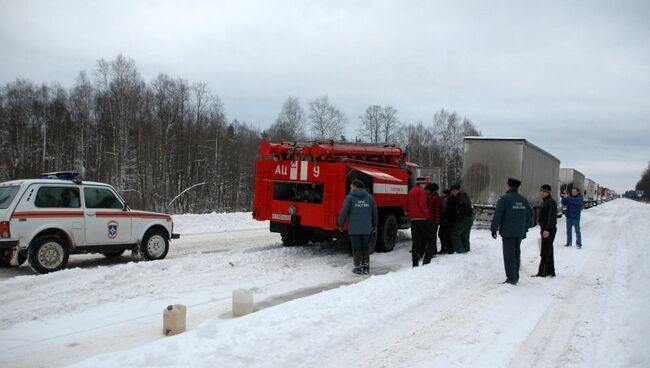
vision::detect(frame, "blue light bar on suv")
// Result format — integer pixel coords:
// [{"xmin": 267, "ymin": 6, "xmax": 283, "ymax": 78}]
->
[{"xmin": 40, "ymin": 171, "xmax": 81, "ymax": 180}]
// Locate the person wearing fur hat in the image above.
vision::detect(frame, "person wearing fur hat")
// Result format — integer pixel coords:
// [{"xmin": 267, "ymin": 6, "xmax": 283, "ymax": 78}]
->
[
  {"xmin": 490, "ymin": 178, "xmax": 532, "ymax": 285},
  {"xmin": 535, "ymin": 184, "xmax": 557, "ymax": 277}
]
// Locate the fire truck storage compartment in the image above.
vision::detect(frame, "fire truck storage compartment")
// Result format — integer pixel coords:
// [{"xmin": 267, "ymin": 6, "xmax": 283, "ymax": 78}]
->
[{"xmin": 274, "ymin": 182, "xmax": 324, "ymax": 203}]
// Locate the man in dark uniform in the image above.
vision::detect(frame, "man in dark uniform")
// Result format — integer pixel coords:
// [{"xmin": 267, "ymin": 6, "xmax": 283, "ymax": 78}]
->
[
  {"xmin": 338, "ymin": 179, "xmax": 378, "ymax": 274},
  {"xmin": 535, "ymin": 184, "xmax": 557, "ymax": 277},
  {"xmin": 449, "ymin": 184, "xmax": 474, "ymax": 253},
  {"xmin": 490, "ymin": 178, "xmax": 531, "ymax": 285}
]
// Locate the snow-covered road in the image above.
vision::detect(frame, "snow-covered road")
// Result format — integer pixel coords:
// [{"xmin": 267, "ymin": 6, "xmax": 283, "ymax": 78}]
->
[{"xmin": 0, "ymin": 200, "xmax": 648, "ymax": 368}]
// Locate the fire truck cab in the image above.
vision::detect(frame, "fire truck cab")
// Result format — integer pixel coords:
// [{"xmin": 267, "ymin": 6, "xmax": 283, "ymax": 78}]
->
[{"xmin": 253, "ymin": 140, "xmax": 417, "ymax": 253}]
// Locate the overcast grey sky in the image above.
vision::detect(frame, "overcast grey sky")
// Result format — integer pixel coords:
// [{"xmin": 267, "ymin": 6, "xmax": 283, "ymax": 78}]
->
[{"xmin": 1, "ymin": 0, "xmax": 648, "ymax": 193}]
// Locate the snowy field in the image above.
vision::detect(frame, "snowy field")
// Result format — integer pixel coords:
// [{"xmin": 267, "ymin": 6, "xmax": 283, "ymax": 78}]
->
[{"xmin": 0, "ymin": 199, "xmax": 648, "ymax": 368}]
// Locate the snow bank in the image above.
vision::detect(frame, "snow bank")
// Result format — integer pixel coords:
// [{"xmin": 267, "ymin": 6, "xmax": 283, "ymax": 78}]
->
[
  {"xmin": 172, "ymin": 212, "xmax": 265, "ymax": 235},
  {"xmin": 71, "ymin": 259, "xmax": 472, "ymax": 368}
]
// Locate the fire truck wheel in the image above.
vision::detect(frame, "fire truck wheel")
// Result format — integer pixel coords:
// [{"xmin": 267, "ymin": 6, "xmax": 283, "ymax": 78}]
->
[
  {"xmin": 375, "ymin": 214, "xmax": 398, "ymax": 252},
  {"xmin": 28, "ymin": 236, "xmax": 70, "ymax": 274}
]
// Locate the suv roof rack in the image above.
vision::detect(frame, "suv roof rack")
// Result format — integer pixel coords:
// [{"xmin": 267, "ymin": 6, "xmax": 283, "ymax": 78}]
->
[{"xmin": 40, "ymin": 171, "xmax": 82, "ymax": 184}]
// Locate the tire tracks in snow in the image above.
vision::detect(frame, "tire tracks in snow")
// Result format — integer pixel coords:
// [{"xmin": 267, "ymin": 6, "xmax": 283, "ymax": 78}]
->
[{"xmin": 508, "ymin": 201, "xmax": 630, "ymax": 368}]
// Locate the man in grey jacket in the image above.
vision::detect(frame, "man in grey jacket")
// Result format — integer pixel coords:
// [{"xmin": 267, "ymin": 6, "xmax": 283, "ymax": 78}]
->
[{"xmin": 338, "ymin": 179, "xmax": 378, "ymax": 274}]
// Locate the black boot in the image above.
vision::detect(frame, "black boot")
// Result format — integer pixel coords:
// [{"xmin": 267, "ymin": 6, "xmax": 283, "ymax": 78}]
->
[
  {"xmin": 352, "ymin": 249, "xmax": 363, "ymax": 274},
  {"xmin": 361, "ymin": 247, "xmax": 370, "ymax": 274}
]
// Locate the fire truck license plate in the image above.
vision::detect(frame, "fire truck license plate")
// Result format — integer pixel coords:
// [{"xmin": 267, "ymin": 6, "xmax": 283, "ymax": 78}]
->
[{"xmin": 271, "ymin": 214, "xmax": 291, "ymax": 221}]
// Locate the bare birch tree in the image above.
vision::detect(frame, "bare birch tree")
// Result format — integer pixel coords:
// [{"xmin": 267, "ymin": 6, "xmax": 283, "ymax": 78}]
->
[
  {"xmin": 358, "ymin": 104, "xmax": 382, "ymax": 143},
  {"xmin": 308, "ymin": 95, "xmax": 346, "ymax": 140},
  {"xmin": 266, "ymin": 96, "xmax": 306, "ymax": 141}
]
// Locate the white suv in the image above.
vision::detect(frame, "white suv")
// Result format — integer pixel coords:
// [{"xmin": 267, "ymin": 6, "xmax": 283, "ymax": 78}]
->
[{"xmin": 0, "ymin": 172, "xmax": 180, "ymax": 273}]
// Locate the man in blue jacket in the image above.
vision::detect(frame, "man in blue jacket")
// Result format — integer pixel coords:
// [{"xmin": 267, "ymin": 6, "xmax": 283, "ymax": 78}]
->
[
  {"xmin": 338, "ymin": 179, "xmax": 378, "ymax": 274},
  {"xmin": 562, "ymin": 187, "xmax": 584, "ymax": 248},
  {"xmin": 490, "ymin": 178, "xmax": 531, "ymax": 285}
]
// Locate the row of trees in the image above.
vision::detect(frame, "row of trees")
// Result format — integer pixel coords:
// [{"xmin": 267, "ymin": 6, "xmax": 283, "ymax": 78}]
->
[
  {"xmin": 266, "ymin": 98, "xmax": 480, "ymax": 190},
  {"xmin": 0, "ymin": 54, "xmax": 480, "ymax": 213},
  {"xmin": 625, "ymin": 162, "xmax": 650, "ymax": 201}
]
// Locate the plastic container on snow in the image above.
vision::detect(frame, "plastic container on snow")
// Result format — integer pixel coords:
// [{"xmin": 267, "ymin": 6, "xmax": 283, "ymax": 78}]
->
[
  {"xmin": 163, "ymin": 304, "xmax": 187, "ymax": 336},
  {"xmin": 232, "ymin": 289, "xmax": 254, "ymax": 316}
]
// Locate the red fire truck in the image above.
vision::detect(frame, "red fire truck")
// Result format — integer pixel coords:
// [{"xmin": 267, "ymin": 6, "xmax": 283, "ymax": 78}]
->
[{"xmin": 252, "ymin": 140, "xmax": 418, "ymax": 253}]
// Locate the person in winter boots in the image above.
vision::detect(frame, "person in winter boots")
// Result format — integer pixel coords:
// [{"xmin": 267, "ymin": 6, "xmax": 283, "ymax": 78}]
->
[
  {"xmin": 535, "ymin": 184, "xmax": 557, "ymax": 277},
  {"xmin": 425, "ymin": 183, "xmax": 444, "ymax": 256},
  {"xmin": 449, "ymin": 184, "xmax": 474, "ymax": 253},
  {"xmin": 337, "ymin": 179, "xmax": 378, "ymax": 274},
  {"xmin": 404, "ymin": 177, "xmax": 436, "ymax": 267},
  {"xmin": 491, "ymin": 178, "xmax": 531, "ymax": 285},
  {"xmin": 562, "ymin": 187, "xmax": 584, "ymax": 248}
]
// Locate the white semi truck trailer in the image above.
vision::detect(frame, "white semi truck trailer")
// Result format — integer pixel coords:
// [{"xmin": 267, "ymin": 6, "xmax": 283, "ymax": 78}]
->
[{"xmin": 461, "ymin": 137, "xmax": 561, "ymax": 225}]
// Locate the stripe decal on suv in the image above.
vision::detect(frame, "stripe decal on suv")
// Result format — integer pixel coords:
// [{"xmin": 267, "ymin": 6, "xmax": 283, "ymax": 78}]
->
[
  {"xmin": 12, "ymin": 211, "xmax": 84, "ymax": 219},
  {"xmin": 11, "ymin": 211, "xmax": 171, "ymax": 222},
  {"xmin": 95, "ymin": 212, "xmax": 172, "ymax": 222}
]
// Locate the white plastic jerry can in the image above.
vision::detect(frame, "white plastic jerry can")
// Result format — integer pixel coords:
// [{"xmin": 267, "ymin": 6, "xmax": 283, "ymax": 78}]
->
[
  {"xmin": 163, "ymin": 304, "xmax": 187, "ymax": 336},
  {"xmin": 232, "ymin": 289, "xmax": 254, "ymax": 316}
]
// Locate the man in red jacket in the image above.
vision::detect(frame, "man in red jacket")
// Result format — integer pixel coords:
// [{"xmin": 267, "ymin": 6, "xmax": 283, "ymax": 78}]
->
[{"xmin": 405, "ymin": 177, "xmax": 436, "ymax": 267}]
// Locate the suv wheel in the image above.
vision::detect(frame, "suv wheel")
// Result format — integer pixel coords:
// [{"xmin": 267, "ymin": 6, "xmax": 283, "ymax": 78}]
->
[
  {"xmin": 140, "ymin": 229, "xmax": 169, "ymax": 261},
  {"xmin": 28, "ymin": 236, "xmax": 69, "ymax": 274}
]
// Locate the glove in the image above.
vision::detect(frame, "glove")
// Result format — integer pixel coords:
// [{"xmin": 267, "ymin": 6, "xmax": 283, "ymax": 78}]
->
[{"xmin": 491, "ymin": 231, "xmax": 497, "ymax": 239}]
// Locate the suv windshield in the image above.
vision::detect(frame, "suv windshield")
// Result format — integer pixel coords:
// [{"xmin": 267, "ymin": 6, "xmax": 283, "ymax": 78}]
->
[{"xmin": 0, "ymin": 186, "xmax": 19, "ymax": 209}]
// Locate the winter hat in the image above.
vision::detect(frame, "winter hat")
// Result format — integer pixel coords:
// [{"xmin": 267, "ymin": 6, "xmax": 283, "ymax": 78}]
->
[
  {"xmin": 540, "ymin": 184, "xmax": 552, "ymax": 193},
  {"xmin": 507, "ymin": 178, "xmax": 521, "ymax": 187},
  {"xmin": 415, "ymin": 176, "xmax": 428, "ymax": 184},
  {"xmin": 425, "ymin": 183, "xmax": 440, "ymax": 192},
  {"xmin": 351, "ymin": 179, "xmax": 365, "ymax": 189}
]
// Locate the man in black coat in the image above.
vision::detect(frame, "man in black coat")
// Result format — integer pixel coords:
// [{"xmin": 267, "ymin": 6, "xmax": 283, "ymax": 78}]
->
[
  {"xmin": 449, "ymin": 184, "xmax": 474, "ymax": 253},
  {"xmin": 535, "ymin": 184, "xmax": 557, "ymax": 277}
]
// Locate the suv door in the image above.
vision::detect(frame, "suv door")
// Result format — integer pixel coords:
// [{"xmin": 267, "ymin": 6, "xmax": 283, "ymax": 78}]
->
[{"xmin": 83, "ymin": 186, "xmax": 133, "ymax": 245}]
